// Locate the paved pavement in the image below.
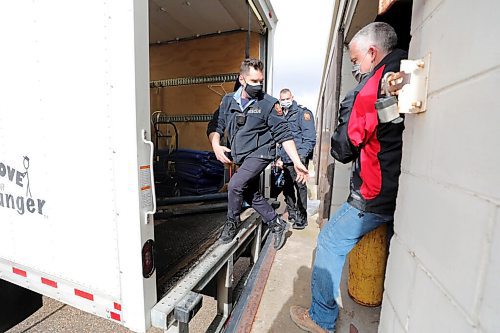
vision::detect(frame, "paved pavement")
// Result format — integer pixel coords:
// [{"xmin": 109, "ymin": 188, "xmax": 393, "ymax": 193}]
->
[
  {"xmin": 250, "ymin": 211, "xmax": 381, "ymax": 333},
  {"xmin": 251, "ymin": 216, "xmax": 318, "ymax": 333}
]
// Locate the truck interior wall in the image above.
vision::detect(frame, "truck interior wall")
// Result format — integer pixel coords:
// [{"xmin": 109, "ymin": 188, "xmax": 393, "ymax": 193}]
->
[{"xmin": 149, "ymin": 31, "xmax": 261, "ymax": 151}]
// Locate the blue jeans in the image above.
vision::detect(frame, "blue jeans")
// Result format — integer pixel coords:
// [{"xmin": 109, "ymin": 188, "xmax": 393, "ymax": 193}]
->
[{"xmin": 309, "ymin": 202, "xmax": 393, "ymax": 332}]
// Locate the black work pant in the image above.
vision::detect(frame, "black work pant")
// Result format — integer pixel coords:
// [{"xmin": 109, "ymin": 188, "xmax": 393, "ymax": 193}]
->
[
  {"xmin": 227, "ymin": 157, "xmax": 276, "ymax": 224},
  {"xmin": 283, "ymin": 163, "xmax": 308, "ymax": 221}
]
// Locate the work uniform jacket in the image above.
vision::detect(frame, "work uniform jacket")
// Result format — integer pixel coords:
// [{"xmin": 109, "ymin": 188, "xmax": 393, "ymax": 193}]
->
[
  {"xmin": 208, "ymin": 89, "xmax": 293, "ymax": 165},
  {"xmin": 331, "ymin": 49, "xmax": 407, "ymax": 215},
  {"xmin": 277, "ymin": 101, "xmax": 316, "ymax": 164}
]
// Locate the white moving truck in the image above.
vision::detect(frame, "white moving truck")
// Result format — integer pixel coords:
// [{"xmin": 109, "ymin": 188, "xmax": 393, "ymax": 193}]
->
[{"xmin": 0, "ymin": 1, "xmax": 277, "ymax": 332}]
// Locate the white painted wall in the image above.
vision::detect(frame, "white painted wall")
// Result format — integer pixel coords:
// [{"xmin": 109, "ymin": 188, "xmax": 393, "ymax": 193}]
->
[{"xmin": 379, "ymin": 0, "xmax": 500, "ymax": 332}]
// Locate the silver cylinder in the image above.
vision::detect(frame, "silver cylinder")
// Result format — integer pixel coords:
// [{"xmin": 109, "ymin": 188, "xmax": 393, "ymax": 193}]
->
[{"xmin": 375, "ymin": 96, "xmax": 400, "ymax": 124}]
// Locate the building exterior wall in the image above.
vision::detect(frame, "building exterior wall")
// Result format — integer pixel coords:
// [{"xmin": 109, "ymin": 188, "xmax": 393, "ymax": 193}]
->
[{"xmin": 379, "ymin": 0, "xmax": 500, "ymax": 332}]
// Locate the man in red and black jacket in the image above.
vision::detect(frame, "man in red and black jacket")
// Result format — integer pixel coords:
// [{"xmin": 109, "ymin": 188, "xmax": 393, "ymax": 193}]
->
[
  {"xmin": 290, "ymin": 22, "xmax": 407, "ymax": 333},
  {"xmin": 331, "ymin": 40, "xmax": 407, "ymax": 216}
]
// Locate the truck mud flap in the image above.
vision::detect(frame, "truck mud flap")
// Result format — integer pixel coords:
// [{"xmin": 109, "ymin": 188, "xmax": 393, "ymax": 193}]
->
[{"xmin": 0, "ymin": 280, "xmax": 42, "ymax": 332}]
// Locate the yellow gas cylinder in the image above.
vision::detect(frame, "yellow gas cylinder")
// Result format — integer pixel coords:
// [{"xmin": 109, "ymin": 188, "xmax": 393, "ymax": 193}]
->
[{"xmin": 347, "ymin": 223, "xmax": 389, "ymax": 306}]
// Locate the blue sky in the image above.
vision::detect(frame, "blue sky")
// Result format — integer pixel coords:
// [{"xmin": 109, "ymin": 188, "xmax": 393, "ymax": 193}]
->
[{"xmin": 271, "ymin": 0, "xmax": 334, "ymax": 113}]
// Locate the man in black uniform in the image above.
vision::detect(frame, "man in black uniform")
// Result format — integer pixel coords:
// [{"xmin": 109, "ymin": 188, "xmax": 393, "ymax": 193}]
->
[
  {"xmin": 207, "ymin": 58, "xmax": 308, "ymax": 250},
  {"xmin": 276, "ymin": 89, "xmax": 316, "ymax": 229}
]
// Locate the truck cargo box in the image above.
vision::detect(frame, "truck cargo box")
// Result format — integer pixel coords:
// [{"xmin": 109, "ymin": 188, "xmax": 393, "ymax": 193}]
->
[{"xmin": 0, "ymin": 1, "xmax": 277, "ymax": 332}]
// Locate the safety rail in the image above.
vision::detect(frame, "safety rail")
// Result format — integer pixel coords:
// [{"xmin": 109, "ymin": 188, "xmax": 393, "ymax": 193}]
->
[
  {"xmin": 153, "ymin": 114, "xmax": 214, "ymax": 123},
  {"xmin": 150, "ymin": 73, "xmax": 239, "ymax": 88}
]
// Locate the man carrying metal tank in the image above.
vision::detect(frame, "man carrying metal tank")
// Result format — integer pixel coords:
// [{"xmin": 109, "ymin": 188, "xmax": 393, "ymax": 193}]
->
[
  {"xmin": 275, "ymin": 88, "xmax": 316, "ymax": 230},
  {"xmin": 207, "ymin": 58, "xmax": 308, "ymax": 251},
  {"xmin": 290, "ymin": 22, "xmax": 407, "ymax": 333}
]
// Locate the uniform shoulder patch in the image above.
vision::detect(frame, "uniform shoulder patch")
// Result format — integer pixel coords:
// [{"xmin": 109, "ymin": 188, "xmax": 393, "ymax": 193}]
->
[
  {"xmin": 274, "ymin": 103, "xmax": 283, "ymax": 116},
  {"xmin": 304, "ymin": 112, "xmax": 311, "ymax": 121}
]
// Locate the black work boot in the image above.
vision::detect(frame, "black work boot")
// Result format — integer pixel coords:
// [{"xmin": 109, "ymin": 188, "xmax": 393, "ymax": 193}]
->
[
  {"xmin": 292, "ymin": 221, "xmax": 307, "ymax": 230},
  {"xmin": 292, "ymin": 213, "xmax": 308, "ymax": 230},
  {"xmin": 271, "ymin": 216, "xmax": 289, "ymax": 250},
  {"xmin": 220, "ymin": 218, "xmax": 238, "ymax": 244},
  {"xmin": 288, "ymin": 210, "xmax": 297, "ymax": 225}
]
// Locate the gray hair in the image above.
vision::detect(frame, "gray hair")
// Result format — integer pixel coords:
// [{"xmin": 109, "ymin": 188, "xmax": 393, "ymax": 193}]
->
[{"xmin": 350, "ymin": 22, "xmax": 397, "ymax": 54}]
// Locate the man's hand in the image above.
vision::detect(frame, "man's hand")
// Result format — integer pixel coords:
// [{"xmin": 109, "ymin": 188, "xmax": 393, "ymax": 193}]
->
[
  {"xmin": 385, "ymin": 71, "xmax": 411, "ymax": 96},
  {"xmin": 281, "ymin": 139, "xmax": 309, "ymax": 183},
  {"xmin": 294, "ymin": 161, "xmax": 309, "ymax": 184},
  {"xmin": 213, "ymin": 144, "xmax": 232, "ymax": 164},
  {"xmin": 275, "ymin": 158, "xmax": 284, "ymax": 169},
  {"xmin": 209, "ymin": 132, "xmax": 232, "ymax": 164}
]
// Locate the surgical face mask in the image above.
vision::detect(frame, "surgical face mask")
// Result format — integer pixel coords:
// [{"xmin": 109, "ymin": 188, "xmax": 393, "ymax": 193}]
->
[
  {"xmin": 351, "ymin": 64, "xmax": 369, "ymax": 83},
  {"xmin": 244, "ymin": 81, "xmax": 263, "ymax": 99},
  {"xmin": 280, "ymin": 99, "xmax": 293, "ymax": 109},
  {"xmin": 351, "ymin": 50, "xmax": 373, "ymax": 83}
]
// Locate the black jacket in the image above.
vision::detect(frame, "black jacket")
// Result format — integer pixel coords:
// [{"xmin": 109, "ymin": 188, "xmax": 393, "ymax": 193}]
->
[
  {"xmin": 277, "ymin": 101, "xmax": 316, "ymax": 164},
  {"xmin": 330, "ymin": 49, "xmax": 407, "ymax": 215},
  {"xmin": 208, "ymin": 92, "xmax": 293, "ymax": 164}
]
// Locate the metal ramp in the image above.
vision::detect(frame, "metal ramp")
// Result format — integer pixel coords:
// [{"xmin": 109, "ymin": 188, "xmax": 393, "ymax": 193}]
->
[{"xmin": 152, "ymin": 209, "xmax": 268, "ymax": 332}]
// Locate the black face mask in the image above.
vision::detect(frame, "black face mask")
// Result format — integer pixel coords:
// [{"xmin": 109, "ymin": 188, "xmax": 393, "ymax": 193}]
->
[{"xmin": 244, "ymin": 83, "xmax": 263, "ymax": 99}]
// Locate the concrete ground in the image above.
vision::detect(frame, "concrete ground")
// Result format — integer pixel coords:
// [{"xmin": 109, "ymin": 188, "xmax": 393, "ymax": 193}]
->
[{"xmin": 250, "ymin": 211, "xmax": 381, "ymax": 333}]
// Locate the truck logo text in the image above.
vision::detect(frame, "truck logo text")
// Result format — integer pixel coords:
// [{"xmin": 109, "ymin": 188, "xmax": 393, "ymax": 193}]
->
[{"xmin": 0, "ymin": 157, "xmax": 46, "ymax": 216}]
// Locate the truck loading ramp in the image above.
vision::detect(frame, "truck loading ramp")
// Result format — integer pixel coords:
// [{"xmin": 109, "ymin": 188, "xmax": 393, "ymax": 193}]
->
[{"xmin": 155, "ymin": 210, "xmax": 227, "ymax": 297}]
